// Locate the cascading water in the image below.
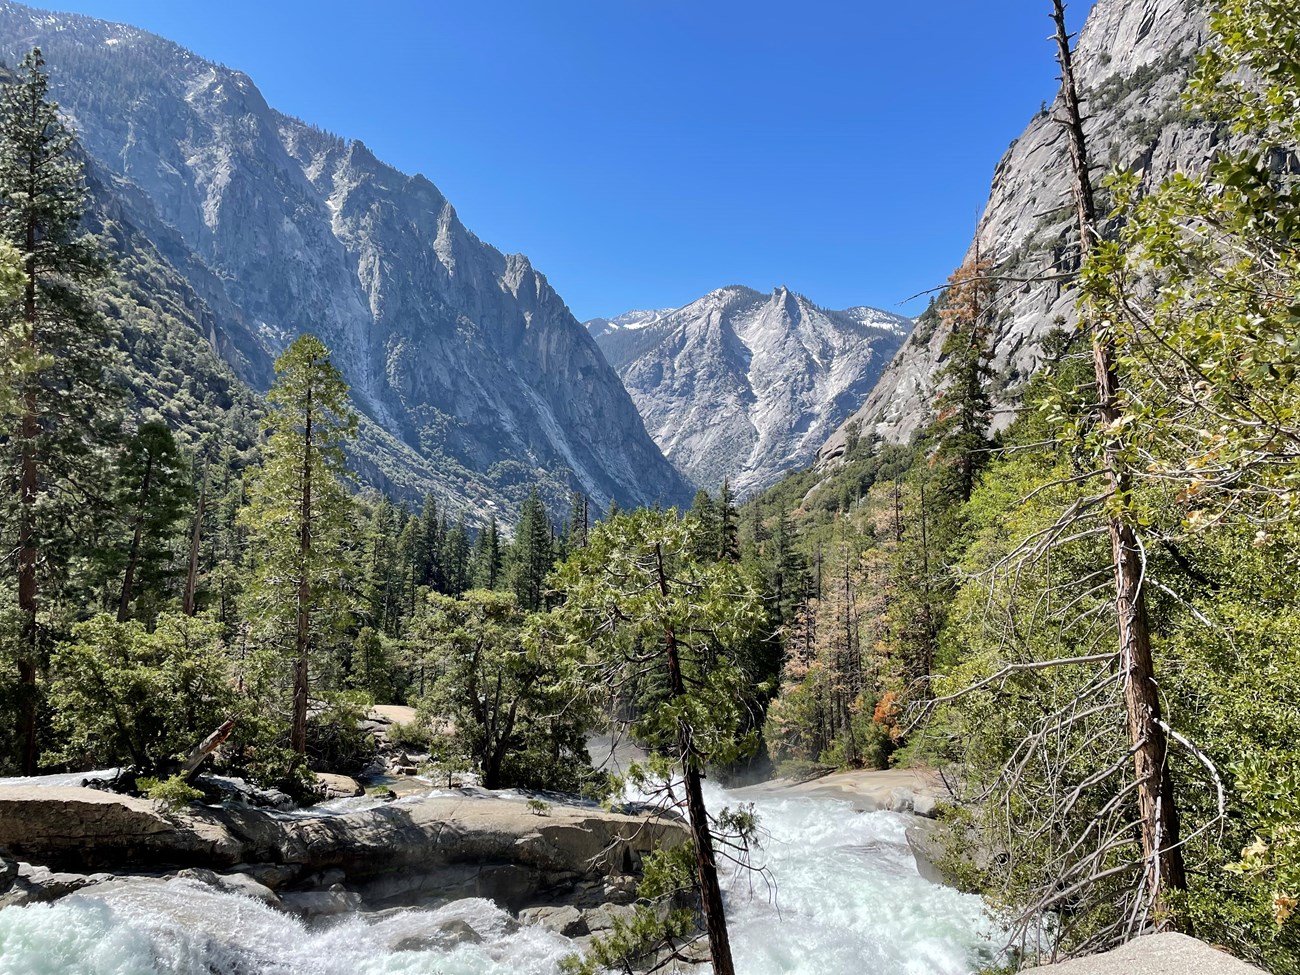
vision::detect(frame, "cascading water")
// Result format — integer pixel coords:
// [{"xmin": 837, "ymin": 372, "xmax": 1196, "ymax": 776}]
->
[{"xmin": 0, "ymin": 784, "xmax": 1000, "ymax": 975}]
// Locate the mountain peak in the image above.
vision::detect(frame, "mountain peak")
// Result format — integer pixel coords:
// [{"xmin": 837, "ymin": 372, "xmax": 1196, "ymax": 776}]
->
[
  {"xmin": 0, "ymin": 0, "xmax": 692, "ymax": 518},
  {"xmin": 589, "ymin": 287, "xmax": 911, "ymax": 495}
]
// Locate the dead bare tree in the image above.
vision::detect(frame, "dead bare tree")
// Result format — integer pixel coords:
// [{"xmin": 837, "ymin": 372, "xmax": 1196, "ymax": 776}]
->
[{"xmin": 1050, "ymin": 0, "xmax": 1188, "ymax": 921}]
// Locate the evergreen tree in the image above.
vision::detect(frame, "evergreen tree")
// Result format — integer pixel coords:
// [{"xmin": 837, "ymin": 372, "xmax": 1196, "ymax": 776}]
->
[
  {"xmin": 688, "ymin": 488, "xmax": 722, "ymax": 562},
  {"xmin": 542, "ymin": 509, "xmax": 768, "ymax": 975},
  {"xmin": 441, "ymin": 514, "xmax": 471, "ymax": 596},
  {"xmin": 470, "ymin": 517, "xmax": 503, "ymax": 590},
  {"xmin": 932, "ymin": 254, "xmax": 996, "ymax": 504},
  {"xmin": 509, "ymin": 487, "xmax": 554, "ymax": 612},
  {"xmin": 240, "ymin": 335, "xmax": 357, "ymax": 755},
  {"xmin": 717, "ymin": 478, "xmax": 740, "ymax": 561},
  {"xmin": 0, "ymin": 49, "xmax": 116, "ymax": 773},
  {"xmin": 109, "ymin": 421, "xmax": 193, "ymax": 623}
]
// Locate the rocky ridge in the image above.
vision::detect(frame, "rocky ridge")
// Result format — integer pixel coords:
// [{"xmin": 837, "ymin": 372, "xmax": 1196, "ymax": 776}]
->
[
  {"xmin": 590, "ymin": 286, "xmax": 909, "ymax": 495},
  {"xmin": 0, "ymin": 1, "xmax": 691, "ymax": 518},
  {"xmin": 820, "ymin": 0, "xmax": 1211, "ymax": 461}
]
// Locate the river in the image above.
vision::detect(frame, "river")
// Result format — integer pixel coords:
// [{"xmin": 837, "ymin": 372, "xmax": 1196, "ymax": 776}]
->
[{"xmin": 0, "ymin": 783, "xmax": 1000, "ymax": 974}]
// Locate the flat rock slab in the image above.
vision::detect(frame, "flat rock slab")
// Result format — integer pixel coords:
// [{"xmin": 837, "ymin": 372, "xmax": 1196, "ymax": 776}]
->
[
  {"xmin": 368, "ymin": 705, "xmax": 418, "ymax": 725},
  {"xmin": 732, "ymin": 767, "xmax": 949, "ymax": 814},
  {"xmin": 1023, "ymin": 934, "xmax": 1265, "ymax": 974},
  {"xmin": 0, "ymin": 785, "xmax": 687, "ymax": 906}
]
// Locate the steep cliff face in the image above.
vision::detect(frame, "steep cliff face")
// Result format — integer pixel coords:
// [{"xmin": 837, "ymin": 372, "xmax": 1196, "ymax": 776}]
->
[
  {"xmin": 0, "ymin": 2, "xmax": 691, "ymax": 517},
  {"xmin": 589, "ymin": 287, "xmax": 909, "ymax": 496},
  {"xmin": 820, "ymin": 0, "xmax": 1210, "ymax": 462}
]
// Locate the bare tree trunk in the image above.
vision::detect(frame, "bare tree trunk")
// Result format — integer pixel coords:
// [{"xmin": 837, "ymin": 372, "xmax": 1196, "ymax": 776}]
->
[
  {"xmin": 1051, "ymin": 0, "xmax": 1187, "ymax": 919},
  {"xmin": 292, "ymin": 386, "xmax": 313, "ymax": 755},
  {"xmin": 655, "ymin": 543, "xmax": 736, "ymax": 975},
  {"xmin": 181, "ymin": 718, "xmax": 236, "ymax": 781},
  {"xmin": 183, "ymin": 460, "xmax": 208, "ymax": 617}
]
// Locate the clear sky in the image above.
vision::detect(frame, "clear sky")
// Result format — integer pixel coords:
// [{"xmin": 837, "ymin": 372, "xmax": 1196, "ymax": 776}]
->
[{"xmin": 45, "ymin": 1, "xmax": 1094, "ymax": 321}]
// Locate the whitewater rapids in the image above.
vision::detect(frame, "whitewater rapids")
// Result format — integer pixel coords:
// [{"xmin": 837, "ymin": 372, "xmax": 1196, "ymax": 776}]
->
[{"xmin": 0, "ymin": 784, "xmax": 1000, "ymax": 974}]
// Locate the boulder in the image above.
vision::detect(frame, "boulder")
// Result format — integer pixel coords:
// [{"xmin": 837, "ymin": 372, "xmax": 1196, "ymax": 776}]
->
[
  {"xmin": 315, "ymin": 773, "xmax": 364, "ymax": 800},
  {"xmin": 0, "ymin": 784, "xmax": 688, "ymax": 909},
  {"xmin": 887, "ymin": 787, "xmax": 915, "ymax": 814},
  {"xmin": 15, "ymin": 863, "xmax": 116, "ymax": 902},
  {"xmin": 280, "ymin": 885, "xmax": 363, "ymax": 918},
  {"xmin": 520, "ymin": 904, "xmax": 589, "ymax": 937},
  {"xmin": 912, "ymin": 793, "xmax": 939, "ymax": 818},
  {"xmin": 1021, "ymin": 933, "xmax": 1265, "ymax": 973},
  {"xmin": 177, "ymin": 867, "xmax": 280, "ymax": 906},
  {"xmin": 0, "ymin": 852, "xmax": 15, "ymax": 895}
]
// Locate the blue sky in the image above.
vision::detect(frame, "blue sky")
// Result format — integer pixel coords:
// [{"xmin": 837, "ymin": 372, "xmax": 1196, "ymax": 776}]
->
[{"xmin": 48, "ymin": 1, "xmax": 1094, "ymax": 320}]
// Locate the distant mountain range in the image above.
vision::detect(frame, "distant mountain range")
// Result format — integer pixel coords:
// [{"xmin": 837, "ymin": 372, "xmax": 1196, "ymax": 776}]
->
[
  {"xmin": 0, "ymin": 0, "xmax": 692, "ymax": 519},
  {"xmin": 587, "ymin": 287, "xmax": 909, "ymax": 496}
]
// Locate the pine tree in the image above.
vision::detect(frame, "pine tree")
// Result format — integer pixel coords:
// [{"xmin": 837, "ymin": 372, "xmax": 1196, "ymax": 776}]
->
[
  {"xmin": 110, "ymin": 421, "xmax": 193, "ymax": 623},
  {"xmin": 240, "ymin": 335, "xmax": 357, "ymax": 755},
  {"xmin": 688, "ymin": 489, "xmax": 722, "ymax": 562},
  {"xmin": 470, "ymin": 517, "xmax": 503, "ymax": 590},
  {"xmin": 717, "ymin": 478, "xmax": 739, "ymax": 561},
  {"xmin": 0, "ymin": 49, "xmax": 116, "ymax": 773},
  {"xmin": 441, "ymin": 514, "xmax": 471, "ymax": 596},
  {"xmin": 932, "ymin": 254, "xmax": 996, "ymax": 504},
  {"xmin": 509, "ymin": 488, "xmax": 554, "ymax": 612}
]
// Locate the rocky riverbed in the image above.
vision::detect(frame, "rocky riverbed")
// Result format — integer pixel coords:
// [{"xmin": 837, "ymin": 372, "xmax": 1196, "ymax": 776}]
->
[
  {"xmin": 0, "ymin": 767, "xmax": 1004, "ymax": 974},
  {"xmin": 0, "ymin": 781, "xmax": 684, "ymax": 918}
]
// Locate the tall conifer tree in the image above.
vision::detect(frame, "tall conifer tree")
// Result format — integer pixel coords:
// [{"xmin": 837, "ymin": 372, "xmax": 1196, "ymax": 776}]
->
[
  {"xmin": 0, "ymin": 49, "xmax": 114, "ymax": 773},
  {"xmin": 240, "ymin": 335, "xmax": 357, "ymax": 755}
]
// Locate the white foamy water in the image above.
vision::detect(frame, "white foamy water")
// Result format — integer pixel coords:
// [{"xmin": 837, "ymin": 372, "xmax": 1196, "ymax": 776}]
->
[{"xmin": 0, "ymin": 785, "xmax": 999, "ymax": 974}]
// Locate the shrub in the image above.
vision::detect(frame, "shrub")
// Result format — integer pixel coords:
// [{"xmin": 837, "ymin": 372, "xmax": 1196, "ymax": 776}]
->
[{"xmin": 138, "ymin": 774, "xmax": 203, "ymax": 814}]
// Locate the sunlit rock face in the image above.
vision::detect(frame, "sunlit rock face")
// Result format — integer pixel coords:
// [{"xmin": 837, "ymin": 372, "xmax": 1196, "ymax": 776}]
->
[
  {"xmin": 0, "ymin": 2, "xmax": 691, "ymax": 518},
  {"xmin": 591, "ymin": 286, "xmax": 909, "ymax": 496},
  {"xmin": 820, "ymin": 0, "xmax": 1212, "ymax": 462}
]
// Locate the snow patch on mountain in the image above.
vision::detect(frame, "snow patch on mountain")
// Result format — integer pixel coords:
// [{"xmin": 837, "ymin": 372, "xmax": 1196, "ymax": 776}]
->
[{"xmin": 591, "ymin": 286, "xmax": 911, "ymax": 496}]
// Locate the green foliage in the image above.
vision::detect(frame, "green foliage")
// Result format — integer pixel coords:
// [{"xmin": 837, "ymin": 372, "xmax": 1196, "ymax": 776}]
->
[
  {"xmin": 0, "ymin": 48, "xmax": 119, "ymax": 773},
  {"xmin": 45, "ymin": 613, "xmax": 234, "ymax": 773},
  {"xmin": 240, "ymin": 334, "xmax": 359, "ymax": 753},
  {"xmin": 305, "ymin": 692, "xmax": 376, "ymax": 775},
  {"xmin": 410, "ymin": 589, "xmax": 598, "ymax": 792},
  {"xmin": 509, "ymin": 488, "xmax": 556, "ymax": 612},
  {"xmin": 540, "ymin": 508, "xmax": 769, "ymax": 771},
  {"xmin": 137, "ymin": 773, "xmax": 203, "ymax": 814},
  {"xmin": 563, "ymin": 844, "xmax": 701, "ymax": 975},
  {"xmin": 387, "ymin": 719, "xmax": 433, "ymax": 752}
]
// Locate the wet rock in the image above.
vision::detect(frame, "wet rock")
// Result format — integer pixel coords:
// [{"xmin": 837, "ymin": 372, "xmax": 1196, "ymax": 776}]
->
[
  {"xmin": 905, "ymin": 822, "xmax": 951, "ymax": 887},
  {"xmin": 392, "ymin": 917, "xmax": 485, "ymax": 951},
  {"xmin": 912, "ymin": 793, "xmax": 939, "ymax": 818},
  {"xmin": 0, "ymin": 783, "xmax": 688, "ymax": 907},
  {"xmin": 0, "ymin": 852, "xmax": 15, "ymax": 895},
  {"xmin": 521, "ymin": 904, "xmax": 588, "ymax": 937},
  {"xmin": 887, "ymin": 787, "xmax": 915, "ymax": 814},
  {"xmin": 229, "ymin": 862, "xmax": 300, "ymax": 890},
  {"xmin": 16, "ymin": 864, "xmax": 116, "ymax": 902},
  {"xmin": 177, "ymin": 867, "xmax": 280, "ymax": 906},
  {"xmin": 315, "ymin": 773, "xmax": 363, "ymax": 800},
  {"xmin": 280, "ymin": 884, "xmax": 362, "ymax": 918}
]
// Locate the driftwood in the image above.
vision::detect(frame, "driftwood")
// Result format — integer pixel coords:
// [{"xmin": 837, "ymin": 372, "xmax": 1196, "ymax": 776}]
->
[{"xmin": 181, "ymin": 718, "xmax": 235, "ymax": 782}]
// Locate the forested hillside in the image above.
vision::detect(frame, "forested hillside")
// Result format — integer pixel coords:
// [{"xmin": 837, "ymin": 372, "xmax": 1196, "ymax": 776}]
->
[
  {"xmin": 0, "ymin": 1, "xmax": 1297, "ymax": 973},
  {"xmin": 736, "ymin": 1, "xmax": 1300, "ymax": 968},
  {"xmin": 0, "ymin": 1, "xmax": 691, "ymax": 519}
]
